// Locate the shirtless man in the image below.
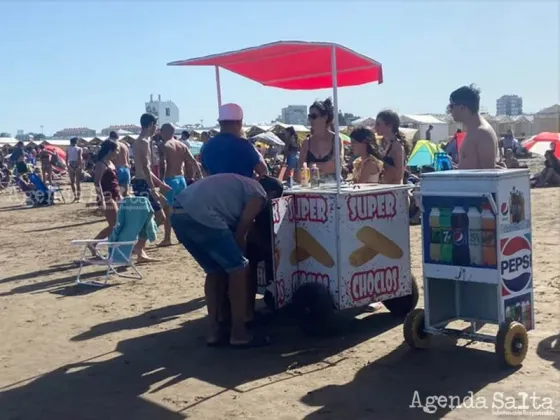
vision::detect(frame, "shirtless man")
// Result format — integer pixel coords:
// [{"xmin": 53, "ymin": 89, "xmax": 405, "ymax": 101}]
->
[
  {"xmin": 158, "ymin": 123, "xmax": 202, "ymax": 246},
  {"xmin": 110, "ymin": 131, "xmax": 131, "ymax": 196},
  {"xmin": 448, "ymin": 85, "xmax": 500, "ymax": 169},
  {"xmin": 131, "ymin": 113, "xmax": 171, "ymax": 262}
]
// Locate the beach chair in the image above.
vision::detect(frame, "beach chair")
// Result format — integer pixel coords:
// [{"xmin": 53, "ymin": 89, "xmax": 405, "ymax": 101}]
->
[
  {"xmin": 71, "ymin": 239, "xmax": 142, "ymax": 286},
  {"xmin": 28, "ymin": 172, "xmax": 66, "ymax": 204},
  {"xmin": 71, "ymin": 196, "xmax": 157, "ymax": 286}
]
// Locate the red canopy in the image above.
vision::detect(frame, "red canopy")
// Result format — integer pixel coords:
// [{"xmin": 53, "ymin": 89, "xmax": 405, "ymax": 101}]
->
[{"xmin": 168, "ymin": 41, "xmax": 383, "ymax": 90}]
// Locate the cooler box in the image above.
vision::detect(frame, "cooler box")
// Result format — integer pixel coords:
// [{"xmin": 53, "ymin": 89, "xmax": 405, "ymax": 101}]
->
[{"xmin": 417, "ymin": 169, "xmax": 534, "ymax": 330}]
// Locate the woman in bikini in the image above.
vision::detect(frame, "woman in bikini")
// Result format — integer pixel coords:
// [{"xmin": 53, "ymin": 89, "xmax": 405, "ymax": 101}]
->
[
  {"xmin": 66, "ymin": 137, "xmax": 83, "ymax": 202},
  {"xmin": 375, "ymin": 110, "xmax": 410, "ymax": 184},
  {"xmin": 350, "ymin": 127, "xmax": 384, "ymax": 183},
  {"xmin": 91, "ymin": 140, "xmax": 122, "ymax": 255},
  {"xmin": 298, "ymin": 98, "xmax": 343, "ymax": 183},
  {"xmin": 38, "ymin": 145, "xmax": 55, "ymax": 185}
]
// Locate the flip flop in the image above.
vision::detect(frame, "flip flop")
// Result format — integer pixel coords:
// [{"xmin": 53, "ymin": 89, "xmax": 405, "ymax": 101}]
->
[
  {"xmin": 230, "ymin": 334, "xmax": 271, "ymax": 349},
  {"xmin": 206, "ymin": 329, "xmax": 230, "ymax": 347}
]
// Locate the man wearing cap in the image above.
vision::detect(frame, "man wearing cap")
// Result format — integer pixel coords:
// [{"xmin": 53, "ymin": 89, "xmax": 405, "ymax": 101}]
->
[{"xmin": 201, "ymin": 103, "xmax": 268, "ymax": 178}]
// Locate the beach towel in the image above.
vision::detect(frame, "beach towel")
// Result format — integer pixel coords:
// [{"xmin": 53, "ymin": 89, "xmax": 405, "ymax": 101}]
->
[{"xmin": 108, "ymin": 196, "xmax": 158, "ymax": 262}]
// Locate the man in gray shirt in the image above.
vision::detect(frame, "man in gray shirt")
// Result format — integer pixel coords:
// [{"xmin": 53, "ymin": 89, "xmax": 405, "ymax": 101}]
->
[{"xmin": 171, "ymin": 173, "xmax": 283, "ymax": 347}]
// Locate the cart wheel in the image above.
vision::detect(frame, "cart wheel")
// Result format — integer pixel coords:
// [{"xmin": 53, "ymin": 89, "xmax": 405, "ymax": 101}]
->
[
  {"xmin": 383, "ymin": 275, "xmax": 419, "ymax": 317},
  {"xmin": 495, "ymin": 322, "xmax": 528, "ymax": 368},
  {"xmin": 263, "ymin": 290, "xmax": 276, "ymax": 312},
  {"xmin": 292, "ymin": 283, "xmax": 334, "ymax": 336},
  {"xmin": 403, "ymin": 308, "xmax": 430, "ymax": 349}
]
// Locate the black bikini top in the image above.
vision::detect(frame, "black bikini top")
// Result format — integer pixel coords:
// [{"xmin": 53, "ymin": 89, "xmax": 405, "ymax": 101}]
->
[{"xmin": 306, "ymin": 135, "xmax": 335, "ymax": 164}]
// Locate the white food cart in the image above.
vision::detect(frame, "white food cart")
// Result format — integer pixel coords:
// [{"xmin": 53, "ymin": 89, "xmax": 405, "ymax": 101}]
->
[
  {"xmin": 405, "ymin": 169, "xmax": 533, "ymax": 367},
  {"xmin": 169, "ymin": 41, "xmax": 419, "ymax": 334},
  {"xmin": 255, "ymin": 184, "xmax": 417, "ymax": 334}
]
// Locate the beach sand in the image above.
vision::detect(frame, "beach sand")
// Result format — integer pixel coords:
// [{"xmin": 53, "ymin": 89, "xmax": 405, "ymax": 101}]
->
[{"xmin": 0, "ymin": 183, "xmax": 558, "ymax": 420}]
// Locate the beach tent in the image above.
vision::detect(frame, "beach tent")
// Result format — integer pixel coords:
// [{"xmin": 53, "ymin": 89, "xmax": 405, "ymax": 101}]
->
[{"xmin": 408, "ymin": 140, "xmax": 443, "ymax": 168}]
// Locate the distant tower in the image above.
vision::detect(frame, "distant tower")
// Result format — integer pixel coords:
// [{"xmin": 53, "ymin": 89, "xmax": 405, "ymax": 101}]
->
[{"xmin": 496, "ymin": 95, "xmax": 523, "ymax": 116}]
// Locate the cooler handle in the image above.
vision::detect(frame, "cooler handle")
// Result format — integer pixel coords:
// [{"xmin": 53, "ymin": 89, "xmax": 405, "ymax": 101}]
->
[{"xmin": 414, "ymin": 191, "xmax": 498, "ymax": 214}]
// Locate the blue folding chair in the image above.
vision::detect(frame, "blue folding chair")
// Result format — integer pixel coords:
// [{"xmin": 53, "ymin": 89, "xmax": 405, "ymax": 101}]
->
[{"xmin": 28, "ymin": 172, "xmax": 66, "ymax": 205}]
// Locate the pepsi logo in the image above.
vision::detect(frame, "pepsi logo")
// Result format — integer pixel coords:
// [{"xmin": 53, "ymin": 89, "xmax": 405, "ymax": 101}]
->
[
  {"xmin": 500, "ymin": 235, "xmax": 532, "ymax": 293},
  {"xmin": 453, "ymin": 230, "xmax": 465, "ymax": 246},
  {"xmin": 500, "ymin": 202, "xmax": 508, "ymax": 216}
]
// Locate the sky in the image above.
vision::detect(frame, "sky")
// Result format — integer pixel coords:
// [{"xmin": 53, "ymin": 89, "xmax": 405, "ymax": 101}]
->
[{"xmin": 1, "ymin": 0, "xmax": 559, "ymax": 136}]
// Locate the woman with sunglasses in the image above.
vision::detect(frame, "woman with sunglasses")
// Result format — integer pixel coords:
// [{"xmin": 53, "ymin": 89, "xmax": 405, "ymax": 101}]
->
[
  {"xmin": 375, "ymin": 110, "xmax": 410, "ymax": 184},
  {"xmin": 350, "ymin": 127, "xmax": 384, "ymax": 183},
  {"xmin": 298, "ymin": 98, "xmax": 343, "ymax": 183}
]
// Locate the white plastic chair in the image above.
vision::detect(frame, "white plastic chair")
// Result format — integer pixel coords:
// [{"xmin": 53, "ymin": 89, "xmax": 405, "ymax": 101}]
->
[{"xmin": 71, "ymin": 239, "xmax": 142, "ymax": 287}]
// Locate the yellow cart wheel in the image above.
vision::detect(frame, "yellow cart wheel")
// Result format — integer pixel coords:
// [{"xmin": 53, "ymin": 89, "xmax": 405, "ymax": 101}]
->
[
  {"xmin": 403, "ymin": 309, "xmax": 430, "ymax": 349},
  {"xmin": 495, "ymin": 322, "xmax": 529, "ymax": 368}
]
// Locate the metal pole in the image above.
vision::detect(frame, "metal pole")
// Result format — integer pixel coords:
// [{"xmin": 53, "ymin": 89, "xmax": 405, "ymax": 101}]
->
[
  {"xmin": 215, "ymin": 66, "xmax": 222, "ymax": 110},
  {"xmin": 331, "ymin": 44, "xmax": 343, "ymax": 306},
  {"xmin": 330, "ymin": 45, "xmax": 341, "ymax": 194}
]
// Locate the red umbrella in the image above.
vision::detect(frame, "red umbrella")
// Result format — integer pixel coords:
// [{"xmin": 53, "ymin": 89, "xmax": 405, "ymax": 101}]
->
[
  {"xmin": 44, "ymin": 144, "xmax": 66, "ymax": 161},
  {"xmin": 521, "ymin": 132, "xmax": 560, "ymax": 159},
  {"xmin": 168, "ymin": 41, "xmax": 383, "ymax": 192},
  {"xmin": 168, "ymin": 41, "xmax": 383, "ymax": 90}
]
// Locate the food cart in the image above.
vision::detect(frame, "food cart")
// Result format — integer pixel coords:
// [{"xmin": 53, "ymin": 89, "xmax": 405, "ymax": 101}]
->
[
  {"xmin": 168, "ymin": 41, "xmax": 418, "ymax": 334},
  {"xmin": 405, "ymin": 169, "xmax": 533, "ymax": 367}
]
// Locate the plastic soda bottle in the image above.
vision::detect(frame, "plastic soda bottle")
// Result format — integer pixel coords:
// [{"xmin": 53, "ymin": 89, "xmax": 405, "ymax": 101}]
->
[
  {"xmin": 467, "ymin": 207, "xmax": 483, "ymax": 266},
  {"xmin": 439, "ymin": 208, "xmax": 453, "ymax": 263},
  {"xmin": 310, "ymin": 164, "xmax": 320, "ymax": 188},
  {"xmin": 451, "ymin": 206, "xmax": 470, "ymax": 266},
  {"xmin": 480, "ymin": 203, "xmax": 497, "ymax": 266},
  {"xmin": 300, "ymin": 163, "xmax": 310, "ymax": 187},
  {"xmin": 429, "ymin": 208, "xmax": 441, "ymax": 262}
]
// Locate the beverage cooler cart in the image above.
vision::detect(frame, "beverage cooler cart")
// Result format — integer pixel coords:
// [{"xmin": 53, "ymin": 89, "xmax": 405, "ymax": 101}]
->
[{"xmin": 404, "ymin": 169, "xmax": 534, "ymax": 367}]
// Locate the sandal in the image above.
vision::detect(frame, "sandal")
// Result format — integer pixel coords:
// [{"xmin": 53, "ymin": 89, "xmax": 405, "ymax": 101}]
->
[{"xmin": 230, "ymin": 333, "xmax": 271, "ymax": 349}]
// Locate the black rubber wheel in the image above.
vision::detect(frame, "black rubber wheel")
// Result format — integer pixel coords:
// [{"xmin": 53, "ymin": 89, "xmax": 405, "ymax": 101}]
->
[
  {"xmin": 263, "ymin": 290, "xmax": 276, "ymax": 312},
  {"xmin": 292, "ymin": 283, "xmax": 334, "ymax": 336},
  {"xmin": 403, "ymin": 308, "xmax": 430, "ymax": 349},
  {"xmin": 382, "ymin": 275, "xmax": 419, "ymax": 317}
]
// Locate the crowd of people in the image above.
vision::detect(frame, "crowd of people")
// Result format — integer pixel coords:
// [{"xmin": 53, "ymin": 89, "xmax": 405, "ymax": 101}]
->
[{"xmin": 1, "ymin": 84, "xmax": 559, "ymax": 347}]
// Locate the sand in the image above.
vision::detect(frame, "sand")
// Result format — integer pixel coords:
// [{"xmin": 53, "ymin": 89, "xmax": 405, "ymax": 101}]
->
[{"xmin": 0, "ymin": 182, "xmax": 558, "ymax": 420}]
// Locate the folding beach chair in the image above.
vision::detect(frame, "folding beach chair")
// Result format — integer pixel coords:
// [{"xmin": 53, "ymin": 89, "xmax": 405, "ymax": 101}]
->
[
  {"xmin": 71, "ymin": 238, "xmax": 142, "ymax": 287},
  {"xmin": 28, "ymin": 172, "xmax": 66, "ymax": 204},
  {"xmin": 71, "ymin": 196, "xmax": 157, "ymax": 286}
]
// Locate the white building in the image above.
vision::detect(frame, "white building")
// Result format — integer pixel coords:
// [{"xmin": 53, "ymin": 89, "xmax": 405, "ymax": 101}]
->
[
  {"xmin": 145, "ymin": 94, "xmax": 179, "ymax": 125},
  {"xmin": 280, "ymin": 105, "xmax": 307, "ymax": 126},
  {"xmin": 401, "ymin": 115, "xmax": 449, "ymax": 143}
]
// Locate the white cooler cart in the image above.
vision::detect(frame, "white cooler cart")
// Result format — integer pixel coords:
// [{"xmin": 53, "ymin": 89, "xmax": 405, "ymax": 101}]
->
[
  {"xmin": 253, "ymin": 184, "xmax": 419, "ymax": 335},
  {"xmin": 404, "ymin": 169, "xmax": 534, "ymax": 367}
]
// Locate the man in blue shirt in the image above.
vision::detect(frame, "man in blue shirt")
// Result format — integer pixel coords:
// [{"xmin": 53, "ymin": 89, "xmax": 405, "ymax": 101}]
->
[{"xmin": 201, "ymin": 103, "xmax": 268, "ymax": 178}]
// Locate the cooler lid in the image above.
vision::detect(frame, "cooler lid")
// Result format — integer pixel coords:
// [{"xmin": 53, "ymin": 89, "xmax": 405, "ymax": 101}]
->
[{"xmin": 421, "ymin": 168, "xmax": 529, "ymax": 180}]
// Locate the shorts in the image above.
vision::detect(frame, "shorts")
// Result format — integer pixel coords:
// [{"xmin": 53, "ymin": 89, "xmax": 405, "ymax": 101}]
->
[
  {"xmin": 116, "ymin": 167, "xmax": 131, "ymax": 187},
  {"xmin": 68, "ymin": 161, "xmax": 80, "ymax": 170},
  {"xmin": 132, "ymin": 178, "xmax": 162, "ymax": 212},
  {"xmin": 171, "ymin": 211, "xmax": 248, "ymax": 274},
  {"xmin": 164, "ymin": 175, "xmax": 187, "ymax": 205},
  {"xmin": 16, "ymin": 161, "xmax": 29, "ymax": 174},
  {"xmin": 286, "ymin": 153, "xmax": 299, "ymax": 170}
]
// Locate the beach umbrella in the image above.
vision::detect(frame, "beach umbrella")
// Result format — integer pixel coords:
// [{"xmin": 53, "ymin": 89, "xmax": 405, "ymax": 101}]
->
[
  {"xmin": 339, "ymin": 133, "xmax": 351, "ymax": 144},
  {"xmin": 44, "ymin": 144, "xmax": 66, "ymax": 161},
  {"xmin": 250, "ymin": 131, "xmax": 285, "ymax": 146},
  {"xmin": 521, "ymin": 132, "xmax": 560, "ymax": 159}
]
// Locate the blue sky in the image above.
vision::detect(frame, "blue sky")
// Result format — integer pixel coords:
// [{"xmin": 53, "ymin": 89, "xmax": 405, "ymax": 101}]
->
[{"xmin": 2, "ymin": 1, "xmax": 559, "ymax": 135}]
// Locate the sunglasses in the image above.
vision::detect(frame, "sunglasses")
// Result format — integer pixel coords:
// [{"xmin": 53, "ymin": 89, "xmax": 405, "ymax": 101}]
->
[{"xmin": 308, "ymin": 113, "xmax": 321, "ymax": 120}]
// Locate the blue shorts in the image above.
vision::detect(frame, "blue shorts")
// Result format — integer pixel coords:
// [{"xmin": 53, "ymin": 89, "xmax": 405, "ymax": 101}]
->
[
  {"xmin": 131, "ymin": 178, "xmax": 162, "ymax": 213},
  {"xmin": 116, "ymin": 167, "xmax": 131, "ymax": 187},
  {"xmin": 286, "ymin": 153, "xmax": 299, "ymax": 170},
  {"xmin": 164, "ymin": 175, "xmax": 187, "ymax": 206},
  {"xmin": 171, "ymin": 211, "xmax": 248, "ymax": 274}
]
